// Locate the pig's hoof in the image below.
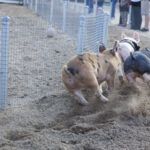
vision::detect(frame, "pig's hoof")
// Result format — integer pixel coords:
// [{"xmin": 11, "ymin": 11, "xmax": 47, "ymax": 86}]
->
[
  {"xmin": 134, "ymin": 88, "xmax": 141, "ymax": 96},
  {"xmin": 78, "ymin": 100, "xmax": 89, "ymax": 106},
  {"xmin": 82, "ymin": 101, "xmax": 89, "ymax": 106},
  {"xmin": 119, "ymin": 76, "xmax": 124, "ymax": 85},
  {"xmin": 137, "ymin": 90, "xmax": 141, "ymax": 96},
  {"xmin": 103, "ymin": 90, "xmax": 109, "ymax": 96},
  {"xmin": 101, "ymin": 97, "xmax": 109, "ymax": 102}
]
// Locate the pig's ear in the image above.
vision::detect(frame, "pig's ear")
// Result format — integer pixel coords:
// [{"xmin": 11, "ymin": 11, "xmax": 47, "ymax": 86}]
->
[
  {"xmin": 97, "ymin": 41, "xmax": 106, "ymax": 53},
  {"xmin": 111, "ymin": 41, "xmax": 118, "ymax": 56},
  {"xmin": 133, "ymin": 32, "xmax": 140, "ymax": 43},
  {"xmin": 130, "ymin": 52, "xmax": 135, "ymax": 60},
  {"xmin": 121, "ymin": 32, "xmax": 127, "ymax": 39},
  {"xmin": 113, "ymin": 40, "xmax": 118, "ymax": 51},
  {"xmin": 114, "ymin": 40, "xmax": 120, "ymax": 51}
]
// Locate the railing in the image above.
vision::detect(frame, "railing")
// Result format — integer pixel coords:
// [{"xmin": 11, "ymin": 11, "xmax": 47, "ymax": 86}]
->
[{"xmin": 0, "ymin": 0, "xmax": 109, "ymax": 109}]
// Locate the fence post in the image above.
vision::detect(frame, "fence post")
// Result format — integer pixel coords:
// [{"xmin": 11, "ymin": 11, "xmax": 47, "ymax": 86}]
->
[
  {"xmin": 84, "ymin": 0, "xmax": 86, "ymax": 5},
  {"xmin": 77, "ymin": 16, "xmax": 86, "ymax": 55},
  {"xmin": 0, "ymin": 16, "xmax": 10, "ymax": 110},
  {"xmin": 103, "ymin": 13, "xmax": 109, "ymax": 46},
  {"xmin": 128, "ymin": 5, "xmax": 132, "ymax": 29},
  {"xmin": 95, "ymin": 7, "xmax": 104, "ymax": 52},
  {"xmin": 50, "ymin": 0, "xmax": 54, "ymax": 22},
  {"xmin": 95, "ymin": 0, "xmax": 98, "ymax": 15},
  {"xmin": 29, "ymin": 0, "xmax": 32, "ymax": 10},
  {"xmin": 23, "ymin": 0, "xmax": 26, "ymax": 5},
  {"xmin": 41, "ymin": 0, "xmax": 45, "ymax": 17},
  {"xmin": 26, "ymin": 0, "xmax": 29, "ymax": 8},
  {"xmin": 62, "ymin": 0, "xmax": 67, "ymax": 33},
  {"xmin": 35, "ymin": 0, "xmax": 38, "ymax": 13},
  {"xmin": 110, "ymin": 1, "xmax": 112, "ymax": 18},
  {"xmin": 31, "ymin": 0, "xmax": 33, "ymax": 10},
  {"xmin": 74, "ymin": 0, "xmax": 77, "ymax": 11},
  {"xmin": 84, "ymin": 6, "xmax": 89, "ymax": 16}
]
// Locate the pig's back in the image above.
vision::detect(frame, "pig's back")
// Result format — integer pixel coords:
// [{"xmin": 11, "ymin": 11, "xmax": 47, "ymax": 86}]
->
[
  {"xmin": 141, "ymin": 48, "xmax": 150, "ymax": 59},
  {"xmin": 124, "ymin": 52, "xmax": 150, "ymax": 75}
]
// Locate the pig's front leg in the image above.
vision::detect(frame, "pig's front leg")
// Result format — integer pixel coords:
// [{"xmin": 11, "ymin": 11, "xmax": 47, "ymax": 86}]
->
[
  {"xmin": 126, "ymin": 72, "xmax": 140, "ymax": 94},
  {"xmin": 143, "ymin": 73, "xmax": 150, "ymax": 88},
  {"xmin": 117, "ymin": 64, "xmax": 124, "ymax": 85}
]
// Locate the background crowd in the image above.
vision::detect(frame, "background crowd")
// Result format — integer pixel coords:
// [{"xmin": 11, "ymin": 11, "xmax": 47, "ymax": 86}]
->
[{"xmin": 86, "ymin": 0, "xmax": 150, "ymax": 32}]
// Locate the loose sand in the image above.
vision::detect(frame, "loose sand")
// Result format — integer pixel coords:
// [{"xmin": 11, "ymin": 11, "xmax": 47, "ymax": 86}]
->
[{"xmin": 0, "ymin": 3, "xmax": 150, "ymax": 150}]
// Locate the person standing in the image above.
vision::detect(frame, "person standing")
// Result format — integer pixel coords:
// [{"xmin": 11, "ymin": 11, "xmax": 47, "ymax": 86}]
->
[
  {"xmin": 118, "ymin": 0, "xmax": 130, "ymax": 27},
  {"xmin": 97, "ymin": 0, "xmax": 104, "ymax": 7},
  {"xmin": 140, "ymin": 0, "xmax": 150, "ymax": 32},
  {"xmin": 86, "ymin": 0, "xmax": 94, "ymax": 13},
  {"xmin": 130, "ymin": 0, "xmax": 142, "ymax": 30},
  {"xmin": 96, "ymin": 0, "xmax": 104, "ymax": 15},
  {"xmin": 110, "ymin": 0, "xmax": 117, "ymax": 19}
]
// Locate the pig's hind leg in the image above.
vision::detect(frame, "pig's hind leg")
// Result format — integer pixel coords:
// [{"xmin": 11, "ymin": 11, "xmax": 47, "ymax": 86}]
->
[
  {"xmin": 88, "ymin": 76, "xmax": 109, "ymax": 102},
  {"xmin": 117, "ymin": 61, "xmax": 124, "ymax": 85},
  {"xmin": 142, "ymin": 73, "xmax": 150, "ymax": 88},
  {"xmin": 74, "ymin": 90, "xmax": 89, "ymax": 105},
  {"xmin": 98, "ymin": 87, "xmax": 109, "ymax": 102},
  {"xmin": 126, "ymin": 72, "xmax": 140, "ymax": 94}
]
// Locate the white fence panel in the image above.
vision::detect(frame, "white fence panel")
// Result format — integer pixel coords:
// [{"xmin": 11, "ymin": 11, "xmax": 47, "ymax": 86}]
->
[{"xmin": 0, "ymin": 0, "xmax": 109, "ymax": 109}]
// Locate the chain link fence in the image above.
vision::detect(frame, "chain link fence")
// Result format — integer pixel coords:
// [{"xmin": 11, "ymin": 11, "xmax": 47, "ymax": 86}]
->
[
  {"xmin": 0, "ymin": 0, "xmax": 110, "ymax": 109},
  {"xmin": 8, "ymin": 17, "xmax": 64, "ymax": 108},
  {"xmin": 77, "ymin": 8, "xmax": 109, "ymax": 54},
  {"xmin": 24, "ymin": 0, "xmax": 109, "ymax": 51},
  {"xmin": 24, "ymin": 0, "xmax": 85, "ymax": 37}
]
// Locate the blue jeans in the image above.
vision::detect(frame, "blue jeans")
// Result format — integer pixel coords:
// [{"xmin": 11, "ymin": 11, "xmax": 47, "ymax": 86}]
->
[
  {"xmin": 111, "ymin": 0, "xmax": 117, "ymax": 18},
  {"xmin": 131, "ymin": 5, "xmax": 142, "ymax": 30},
  {"xmin": 86, "ymin": 0, "xmax": 94, "ymax": 13}
]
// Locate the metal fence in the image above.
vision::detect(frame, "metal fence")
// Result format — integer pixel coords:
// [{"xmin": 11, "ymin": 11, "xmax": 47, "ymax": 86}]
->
[
  {"xmin": 24, "ymin": 0, "xmax": 109, "ymax": 52},
  {"xmin": 0, "ymin": 0, "xmax": 109, "ymax": 109},
  {"xmin": 77, "ymin": 8, "xmax": 109, "ymax": 54},
  {"xmin": 24, "ymin": 0, "xmax": 86, "ymax": 38},
  {"xmin": 6, "ymin": 17, "xmax": 65, "ymax": 108},
  {"xmin": 0, "ymin": 17, "xmax": 9, "ymax": 109}
]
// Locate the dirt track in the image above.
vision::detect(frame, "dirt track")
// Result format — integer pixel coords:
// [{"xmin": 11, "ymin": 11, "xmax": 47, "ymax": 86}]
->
[{"xmin": 0, "ymin": 3, "xmax": 150, "ymax": 150}]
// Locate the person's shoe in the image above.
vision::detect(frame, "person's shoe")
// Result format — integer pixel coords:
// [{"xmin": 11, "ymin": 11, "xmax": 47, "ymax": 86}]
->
[
  {"xmin": 118, "ymin": 24, "xmax": 126, "ymax": 27},
  {"xmin": 140, "ymin": 28, "xmax": 149, "ymax": 32},
  {"xmin": 121, "ymin": 24, "xmax": 126, "ymax": 27}
]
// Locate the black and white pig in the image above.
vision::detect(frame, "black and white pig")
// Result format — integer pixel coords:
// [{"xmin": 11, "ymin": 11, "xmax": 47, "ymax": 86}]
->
[
  {"xmin": 124, "ymin": 51, "xmax": 150, "ymax": 92},
  {"xmin": 141, "ymin": 48, "xmax": 150, "ymax": 58}
]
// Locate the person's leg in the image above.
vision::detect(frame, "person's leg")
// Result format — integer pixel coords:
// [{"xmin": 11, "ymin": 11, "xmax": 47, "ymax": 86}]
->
[
  {"xmin": 135, "ymin": 6, "xmax": 142, "ymax": 30},
  {"xmin": 111, "ymin": 0, "xmax": 117, "ymax": 18},
  {"xmin": 131, "ymin": 5, "xmax": 142, "ymax": 30},
  {"xmin": 86, "ymin": 0, "xmax": 89, "ymax": 6},
  {"xmin": 91, "ymin": 0, "xmax": 94, "ymax": 12},
  {"xmin": 123, "ymin": 11, "xmax": 128, "ymax": 26},
  {"xmin": 122, "ymin": 11, "xmax": 126, "ymax": 26},
  {"xmin": 89, "ymin": 0, "xmax": 93, "ymax": 13},
  {"xmin": 97, "ymin": 0, "xmax": 104, "ymax": 7},
  {"xmin": 111, "ymin": 2, "xmax": 115, "ymax": 18},
  {"xmin": 119, "ymin": 11, "xmax": 123, "ymax": 25},
  {"xmin": 144, "ymin": 15, "xmax": 150, "ymax": 29},
  {"xmin": 131, "ymin": 5, "xmax": 136, "ymax": 29},
  {"xmin": 141, "ymin": 0, "xmax": 149, "ymax": 31}
]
